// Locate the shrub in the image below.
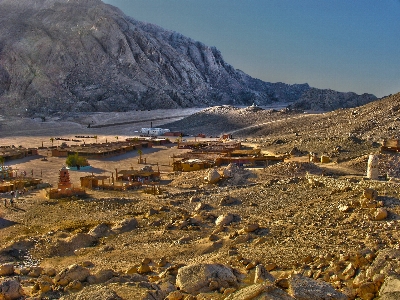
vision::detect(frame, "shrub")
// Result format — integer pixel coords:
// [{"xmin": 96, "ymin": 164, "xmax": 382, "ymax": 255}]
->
[{"xmin": 65, "ymin": 153, "xmax": 89, "ymax": 168}]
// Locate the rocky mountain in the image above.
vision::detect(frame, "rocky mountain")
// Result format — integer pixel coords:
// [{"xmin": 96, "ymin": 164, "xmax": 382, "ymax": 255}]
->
[
  {"xmin": 288, "ymin": 88, "xmax": 378, "ymax": 111},
  {"xmin": 0, "ymin": 0, "xmax": 377, "ymax": 117}
]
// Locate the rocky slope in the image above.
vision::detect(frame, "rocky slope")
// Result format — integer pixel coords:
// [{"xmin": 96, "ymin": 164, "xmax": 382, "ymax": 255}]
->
[
  {"xmin": 0, "ymin": 0, "xmax": 376, "ymax": 117},
  {"xmin": 165, "ymin": 92, "xmax": 400, "ymax": 159}
]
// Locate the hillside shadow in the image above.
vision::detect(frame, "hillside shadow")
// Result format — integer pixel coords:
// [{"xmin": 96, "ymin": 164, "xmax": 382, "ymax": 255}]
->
[
  {"xmin": 100, "ymin": 148, "xmax": 163, "ymax": 162},
  {"xmin": 68, "ymin": 167, "xmax": 105, "ymax": 174}
]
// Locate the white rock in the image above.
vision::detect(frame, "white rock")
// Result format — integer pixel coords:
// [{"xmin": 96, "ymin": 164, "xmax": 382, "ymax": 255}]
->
[
  {"xmin": 207, "ymin": 168, "xmax": 221, "ymax": 184},
  {"xmin": 176, "ymin": 263, "xmax": 237, "ymax": 294},
  {"xmin": 215, "ymin": 214, "xmax": 234, "ymax": 226}
]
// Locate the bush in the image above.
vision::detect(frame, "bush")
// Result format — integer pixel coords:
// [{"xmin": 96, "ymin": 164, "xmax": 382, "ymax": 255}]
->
[{"xmin": 65, "ymin": 153, "xmax": 89, "ymax": 168}]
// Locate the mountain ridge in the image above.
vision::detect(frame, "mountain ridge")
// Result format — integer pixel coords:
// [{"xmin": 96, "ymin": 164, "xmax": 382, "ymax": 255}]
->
[{"xmin": 0, "ymin": 0, "xmax": 377, "ymax": 116}]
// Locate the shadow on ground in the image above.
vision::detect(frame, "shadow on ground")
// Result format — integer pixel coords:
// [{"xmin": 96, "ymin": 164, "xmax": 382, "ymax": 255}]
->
[{"xmin": 0, "ymin": 217, "xmax": 18, "ymax": 229}]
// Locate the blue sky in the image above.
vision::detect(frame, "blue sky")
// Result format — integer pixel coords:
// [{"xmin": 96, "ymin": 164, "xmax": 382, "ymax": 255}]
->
[{"xmin": 102, "ymin": 0, "xmax": 400, "ymax": 98}]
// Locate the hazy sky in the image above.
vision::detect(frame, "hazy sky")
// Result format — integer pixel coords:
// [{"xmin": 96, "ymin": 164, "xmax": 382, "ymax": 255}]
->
[{"xmin": 102, "ymin": 0, "xmax": 400, "ymax": 98}]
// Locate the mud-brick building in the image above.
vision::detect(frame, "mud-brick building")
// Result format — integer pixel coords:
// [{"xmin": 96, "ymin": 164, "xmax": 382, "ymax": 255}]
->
[
  {"xmin": 0, "ymin": 146, "xmax": 38, "ymax": 161},
  {"xmin": 173, "ymin": 158, "xmax": 215, "ymax": 172}
]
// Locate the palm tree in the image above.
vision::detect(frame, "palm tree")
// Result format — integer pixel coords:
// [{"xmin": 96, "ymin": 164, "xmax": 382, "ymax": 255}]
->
[
  {"xmin": 50, "ymin": 137, "xmax": 54, "ymax": 147},
  {"xmin": 0, "ymin": 156, "xmax": 4, "ymax": 179},
  {"xmin": 94, "ymin": 135, "xmax": 98, "ymax": 143},
  {"xmin": 137, "ymin": 149, "xmax": 143, "ymax": 164},
  {"xmin": 115, "ymin": 136, "xmax": 119, "ymax": 142}
]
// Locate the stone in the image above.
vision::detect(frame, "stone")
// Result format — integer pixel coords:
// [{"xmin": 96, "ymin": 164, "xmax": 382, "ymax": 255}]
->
[
  {"xmin": 157, "ymin": 256, "xmax": 168, "ymax": 267},
  {"xmin": 126, "ymin": 265, "xmax": 139, "ymax": 274},
  {"xmin": 43, "ymin": 267, "xmax": 57, "ymax": 277},
  {"xmin": 176, "ymin": 263, "xmax": 237, "ymax": 294},
  {"xmin": 379, "ymin": 274, "xmax": 400, "ymax": 297},
  {"xmin": 80, "ymin": 261, "xmax": 94, "ymax": 268},
  {"xmin": 342, "ymin": 263, "xmax": 356, "ymax": 279},
  {"xmin": 357, "ymin": 282, "xmax": 377, "ymax": 300},
  {"xmin": 65, "ymin": 280, "xmax": 83, "ymax": 292},
  {"xmin": 189, "ymin": 196, "xmax": 200, "ymax": 203},
  {"xmin": 206, "ymin": 169, "xmax": 221, "ymax": 184},
  {"xmin": 288, "ymin": 274, "xmax": 347, "ymax": 300},
  {"xmin": 28, "ymin": 266, "xmax": 44, "ymax": 278},
  {"xmin": 254, "ymin": 264, "xmax": 275, "ymax": 283},
  {"xmin": 137, "ymin": 263, "xmax": 151, "ymax": 274},
  {"xmin": 0, "ymin": 264, "xmax": 14, "ymax": 276},
  {"xmin": 338, "ymin": 204, "xmax": 350, "ymax": 212},
  {"xmin": 215, "ymin": 214, "xmax": 234, "ymax": 227},
  {"xmin": 264, "ymin": 263, "xmax": 277, "ymax": 272},
  {"xmin": 38, "ymin": 280, "xmax": 53, "ymax": 293},
  {"xmin": 166, "ymin": 290, "xmax": 184, "ymax": 300},
  {"xmin": 242, "ymin": 223, "xmax": 259, "ymax": 232},
  {"xmin": 363, "ymin": 188, "xmax": 378, "ymax": 200},
  {"xmin": 88, "ymin": 223, "xmax": 111, "ymax": 238},
  {"xmin": 94, "ymin": 269, "xmax": 117, "ymax": 284},
  {"xmin": 54, "ymin": 264, "xmax": 90, "ymax": 286},
  {"xmin": 234, "ymin": 233, "xmax": 251, "ymax": 244},
  {"xmin": 14, "ymin": 267, "xmax": 29, "ymax": 276},
  {"xmin": 224, "ymin": 283, "xmax": 273, "ymax": 300},
  {"xmin": 219, "ymin": 195, "xmax": 235, "ymax": 206},
  {"xmin": 195, "ymin": 202, "xmax": 207, "ymax": 211},
  {"xmin": 111, "ymin": 218, "xmax": 138, "ymax": 234},
  {"xmin": 0, "ymin": 279, "xmax": 25, "ymax": 300},
  {"xmin": 374, "ymin": 208, "xmax": 388, "ymax": 221}
]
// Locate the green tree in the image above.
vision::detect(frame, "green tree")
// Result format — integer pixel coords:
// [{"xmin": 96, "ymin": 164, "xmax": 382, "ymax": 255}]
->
[
  {"xmin": 50, "ymin": 137, "xmax": 54, "ymax": 147},
  {"xmin": 137, "ymin": 149, "xmax": 143, "ymax": 163},
  {"xmin": 65, "ymin": 153, "xmax": 88, "ymax": 168},
  {"xmin": 0, "ymin": 156, "xmax": 4, "ymax": 178}
]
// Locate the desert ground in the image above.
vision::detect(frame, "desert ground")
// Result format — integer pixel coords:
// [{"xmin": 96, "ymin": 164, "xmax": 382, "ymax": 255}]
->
[{"xmin": 1, "ymin": 105, "xmax": 400, "ymax": 299}]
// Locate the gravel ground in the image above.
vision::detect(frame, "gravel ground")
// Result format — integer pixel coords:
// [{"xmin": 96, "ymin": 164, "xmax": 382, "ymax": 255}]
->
[{"xmin": 2, "ymin": 96, "xmax": 400, "ymax": 299}]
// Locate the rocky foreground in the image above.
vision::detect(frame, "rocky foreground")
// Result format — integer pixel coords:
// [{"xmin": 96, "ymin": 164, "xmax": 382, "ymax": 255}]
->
[
  {"xmin": 2, "ymin": 94, "xmax": 400, "ymax": 299},
  {"xmin": 2, "ymin": 159, "xmax": 400, "ymax": 299}
]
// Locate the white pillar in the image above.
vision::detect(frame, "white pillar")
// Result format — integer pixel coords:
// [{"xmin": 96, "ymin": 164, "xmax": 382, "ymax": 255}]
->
[{"xmin": 367, "ymin": 154, "xmax": 379, "ymax": 180}]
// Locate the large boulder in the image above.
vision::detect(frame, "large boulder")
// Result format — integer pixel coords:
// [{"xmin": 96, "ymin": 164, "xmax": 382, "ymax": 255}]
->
[
  {"xmin": 378, "ymin": 274, "xmax": 400, "ymax": 299},
  {"xmin": 206, "ymin": 169, "xmax": 221, "ymax": 184},
  {"xmin": 0, "ymin": 264, "xmax": 14, "ymax": 276},
  {"xmin": 288, "ymin": 274, "xmax": 347, "ymax": 300},
  {"xmin": 54, "ymin": 264, "xmax": 90, "ymax": 286},
  {"xmin": 176, "ymin": 263, "xmax": 237, "ymax": 294},
  {"xmin": 0, "ymin": 279, "xmax": 25, "ymax": 300}
]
